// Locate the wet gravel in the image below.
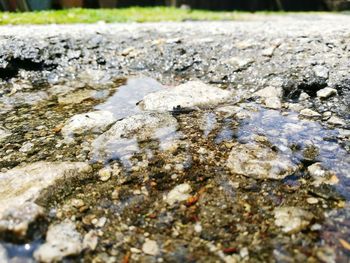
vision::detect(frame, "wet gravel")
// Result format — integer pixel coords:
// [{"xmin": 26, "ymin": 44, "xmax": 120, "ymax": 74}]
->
[{"xmin": 0, "ymin": 14, "xmax": 350, "ymax": 263}]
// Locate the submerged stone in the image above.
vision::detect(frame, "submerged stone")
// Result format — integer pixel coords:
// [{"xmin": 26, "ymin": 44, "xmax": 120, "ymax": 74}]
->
[
  {"xmin": 91, "ymin": 112, "xmax": 179, "ymax": 166},
  {"xmin": 58, "ymin": 89, "xmax": 107, "ymax": 105},
  {"xmin": 95, "ymin": 77, "xmax": 164, "ymax": 119},
  {"xmin": 274, "ymin": 207, "xmax": 314, "ymax": 234},
  {"xmin": 139, "ymin": 81, "xmax": 232, "ymax": 112},
  {"xmin": 0, "ymin": 162, "xmax": 91, "ymax": 238},
  {"xmin": 308, "ymin": 163, "xmax": 338, "ymax": 187},
  {"xmin": 227, "ymin": 142, "xmax": 297, "ymax": 180},
  {"xmin": 34, "ymin": 220, "xmax": 83, "ymax": 263},
  {"xmin": 61, "ymin": 110, "xmax": 116, "ymax": 140}
]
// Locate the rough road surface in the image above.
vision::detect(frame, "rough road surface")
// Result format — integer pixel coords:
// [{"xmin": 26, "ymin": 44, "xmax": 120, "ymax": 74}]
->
[{"xmin": 0, "ymin": 14, "xmax": 349, "ymax": 262}]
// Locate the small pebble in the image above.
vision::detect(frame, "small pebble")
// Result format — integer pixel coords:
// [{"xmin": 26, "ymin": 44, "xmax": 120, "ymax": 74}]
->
[
  {"xmin": 98, "ymin": 168, "xmax": 111, "ymax": 182},
  {"xmin": 307, "ymin": 197, "xmax": 319, "ymax": 204},
  {"xmin": 142, "ymin": 239, "xmax": 160, "ymax": 256}
]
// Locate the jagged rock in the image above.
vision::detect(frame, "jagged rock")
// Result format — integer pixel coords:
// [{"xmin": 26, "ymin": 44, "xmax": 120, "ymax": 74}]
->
[
  {"xmin": 227, "ymin": 142, "xmax": 297, "ymax": 180},
  {"xmin": 254, "ymin": 86, "xmax": 282, "ymax": 98},
  {"xmin": 253, "ymin": 86, "xmax": 282, "ymax": 109},
  {"xmin": 264, "ymin": 97, "xmax": 282, "ymax": 109},
  {"xmin": 34, "ymin": 220, "xmax": 83, "ymax": 263},
  {"xmin": 91, "ymin": 112, "xmax": 179, "ymax": 165},
  {"xmin": 316, "ymin": 87, "xmax": 337, "ymax": 99},
  {"xmin": 327, "ymin": 116, "xmax": 345, "ymax": 126},
  {"xmin": 300, "ymin": 109, "xmax": 321, "ymax": 117},
  {"xmin": 274, "ymin": 207, "xmax": 313, "ymax": 234},
  {"xmin": 0, "ymin": 162, "xmax": 91, "ymax": 238},
  {"xmin": 61, "ymin": 111, "xmax": 116, "ymax": 139},
  {"xmin": 139, "ymin": 81, "xmax": 231, "ymax": 112}
]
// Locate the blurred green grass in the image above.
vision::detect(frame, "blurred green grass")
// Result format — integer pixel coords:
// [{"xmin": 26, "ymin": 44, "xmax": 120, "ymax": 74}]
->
[
  {"xmin": 0, "ymin": 7, "xmax": 294, "ymax": 25},
  {"xmin": 0, "ymin": 7, "xmax": 242, "ymax": 24},
  {"xmin": 0, "ymin": 7, "xmax": 329, "ymax": 25}
]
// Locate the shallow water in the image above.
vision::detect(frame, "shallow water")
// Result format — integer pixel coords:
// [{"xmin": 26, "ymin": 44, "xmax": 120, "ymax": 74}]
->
[
  {"xmin": 236, "ymin": 107, "xmax": 350, "ymax": 180},
  {"xmin": 95, "ymin": 77, "xmax": 165, "ymax": 119},
  {"xmin": 1, "ymin": 240, "xmax": 41, "ymax": 263},
  {"xmin": 1, "ymin": 76, "xmax": 350, "ymax": 262}
]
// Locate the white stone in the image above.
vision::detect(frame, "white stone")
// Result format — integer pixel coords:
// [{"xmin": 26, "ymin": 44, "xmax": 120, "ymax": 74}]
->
[
  {"xmin": 307, "ymin": 163, "xmax": 338, "ymax": 186},
  {"xmin": 254, "ymin": 86, "xmax": 282, "ymax": 98},
  {"xmin": 165, "ymin": 183, "xmax": 192, "ymax": 205},
  {"xmin": 313, "ymin": 65, "xmax": 329, "ymax": 79},
  {"xmin": 83, "ymin": 230, "xmax": 98, "ymax": 251},
  {"xmin": 227, "ymin": 142, "xmax": 297, "ymax": 180},
  {"xmin": 240, "ymin": 247, "xmax": 249, "ymax": 258},
  {"xmin": 308, "ymin": 163, "xmax": 327, "ymax": 177},
  {"xmin": 307, "ymin": 197, "xmax": 319, "ymax": 204},
  {"xmin": 0, "ymin": 162, "xmax": 91, "ymax": 237},
  {"xmin": 287, "ymin": 103, "xmax": 303, "ymax": 112},
  {"xmin": 225, "ymin": 57, "xmax": 254, "ymax": 70},
  {"xmin": 300, "ymin": 109, "xmax": 321, "ymax": 118},
  {"xmin": 327, "ymin": 116, "xmax": 345, "ymax": 126},
  {"xmin": 34, "ymin": 220, "xmax": 83, "ymax": 262},
  {"xmin": 19, "ymin": 142, "xmax": 34, "ymax": 153},
  {"xmin": 61, "ymin": 111, "xmax": 116, "ymax": 139},
  {"xmin": 264, "ymin": 97, "xmax": 281, "ymax": 109},
  {"xmin": 262, "ymin": 46, "xmax": 276, "ymax": 57},
  {"xmin": 316, "ymin": 88, "xmax": 337, "ymax": 99},
  {"xmin": 274, "ymin": 207, "xmax": 313, "ymax": 234},
  {"xmin": 299, "ymin": 92, "xmax": 310, "ymax": 101},
  {"xmin": 139, "ymin": 81, "xmax": 232, "ymax": 112},
  {"xmin": 98, "ymin": 167, "xmax": 112, "ymax": 181},
  {"xmin": 91, "ymin": 112, "xmax": 179, "ymax": 165},
  {"xmin": 194, "ymin": 222, "xmax": 202, "ymax": 233},
  {"xmin": 142, "ymin": 239, "xmax": 160, "ymax": 256}
]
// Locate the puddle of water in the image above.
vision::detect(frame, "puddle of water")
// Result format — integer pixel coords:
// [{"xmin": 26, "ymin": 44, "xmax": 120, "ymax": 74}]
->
[
  {"xmin": 235, "ymin": 107, "xmax": 350, "ymax": 177},
  {"xmin": 1, "ymin": 239, "xmax": 41, "ymax": 262},
  {"xmin": 95, "ymin": 77, "xmax": 165, "ymax": 119}
]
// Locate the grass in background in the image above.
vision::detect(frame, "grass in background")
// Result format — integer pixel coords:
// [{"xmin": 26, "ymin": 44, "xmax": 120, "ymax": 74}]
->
[{"xmin": 0, "ymin": 7, "xmax": 272, "ymax": 25}]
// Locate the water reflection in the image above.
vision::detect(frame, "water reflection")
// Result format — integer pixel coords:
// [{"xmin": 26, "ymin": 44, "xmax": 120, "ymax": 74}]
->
[
  {"xmin": 235, "ymin": 107, "xmax": 350, "ymax": 180},
  {"xmin": 95, "ymin": 77, "xmax": 165, "ymax": 119},
  {"xmin": 1, "ymin": 239, "xmax": 41, "ymax": 263}
]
